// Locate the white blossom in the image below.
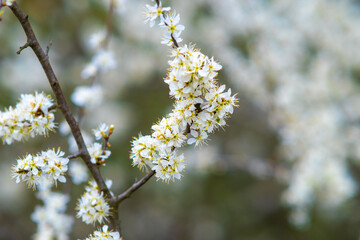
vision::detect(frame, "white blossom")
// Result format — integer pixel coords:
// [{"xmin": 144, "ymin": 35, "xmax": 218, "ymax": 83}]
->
[
  {"xmin": 88, "ymin": 31, "xmax": 106, "ymax": 50},
  {"xmin": 69, "ymin": 161, "xmax": 89, "ymax": 185},
  {"xmin": 87, "ymin": 142, "xmax": 111, "ymax": 165},
  {"xmin": 130, "ymin": 2, "xmax": 237, "ymax": 182},
  {"xmin": 144, "ymin": 2, "xmax": 171, "ymax": 27},
  {"xmin": 11, "ymin": 149, "xmax": 69, "ymax": 189},
  {"xmin": 84, "ymin": 225, "xmax": 120, "ymax": 240},
  {"xmin": 76, "ymin": 180, "xmax": 111, "ymax": 225},
  {"xmin": 92, "ymin": 50, "xmax": 117, "ymax": 73},
  {"xmin": 159, "ymin": 11, "xmax": 185, "ymax": 46},
  {"xmin": 71, "ymin": 85, "xmax": 103, "ymax": 108},
  {"xmin": 32, "ymin": 187, "xmax": 73, "ymax": 240},
  {"xmin": 81, "ymin": 63, "xmax": 98, "ymax": 80},
  {"xmin": 93, "ymin": 123, "xmax": 110, "ymax": 140},
  {"xmin": 0, "ymin": 92, "xmax": 56, "ymax": 144},
  {"xmin": 81, "ymin": 50, "xmax": 116, "ymax": 80}
]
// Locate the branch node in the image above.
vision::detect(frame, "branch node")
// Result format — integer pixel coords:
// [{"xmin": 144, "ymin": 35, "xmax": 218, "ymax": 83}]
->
[
  {"xmin": 16, "ymin": 42, "xmax": 30, "ymax": 54},
  {"xmin": 45, "ymin": 40, "xmax": 52, "ymax": 56}
]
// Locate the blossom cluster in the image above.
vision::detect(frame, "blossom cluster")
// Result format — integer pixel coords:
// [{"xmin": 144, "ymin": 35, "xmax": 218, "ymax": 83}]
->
[
  {"xmin": 87, "ymin": 123, "xmax": 113, "ymax": 166},
  {"xmin": 76, "ymin": 180, "xmax": 112, "ymax": 225},
  {"xmin": 32, "ymin": 182, "xmax": 73, "ymax": 240},
  {"xmin": 71, "ymin": 30, "xmax": 116, "ymax": 109},
  {"xmin": 87, "ymin": 142, "xmax": 111, "ymax": 165},
  {"xmin": 0, "ymin": 92, "xmax": 56, "ymax": 145},
  {"xmin": 11, "ymin": 149, "xmax": 69, "ymax": 189},
  {"xmin": 84, "ymin": 225, "xmax": 120, "ymax": 240},
  {"xmin": 144, "ymin": 0, "xmax": 184, "ymax": 46},
  {"xmin": 131, "ymin": 1, "xmax": 237, "ymax": 182}
]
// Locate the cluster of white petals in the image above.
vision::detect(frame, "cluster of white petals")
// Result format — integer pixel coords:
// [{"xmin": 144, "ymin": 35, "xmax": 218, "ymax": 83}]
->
[
  {"xmin": 87, "ymin": 142, "xmax": 111, "ymax": 165},
  {"xmin": 84, "ymin": 225, "xmax": 120, "ymax": 240},
  {"xmin": 84, "ymin": 123, "xmax": 113, "ymax": 166},
  {"xmin": 0, "ymin": 92, "xmax": 56, "ymax": 144},
  {"xmin": 32, "ymin": 181, "xmax": 73, "ymax": 240},
  {"xmin": 144, "ymin": 1, "xmax": 184, "ymax": 46},
  {"xmin": 88, "ymin": 31, "xmax": 106, "ymax": 50},
  {"xmin": 11, "ymin": 149, "xmax": 69, "ymax": 189},
  {"xmin": 76, "ymin": 180, "xmax": 111, "ymax": 225},
  {"xmin": 131, "ymin": 1, "xmax": 237, "ymax": 182},
  {"xmin": 93, "ymin": 123, "xmax": 110, "ymax": 140},
  {"xmin": 144, "ymin": 2, "xmax": 171, "ymax": 27}
]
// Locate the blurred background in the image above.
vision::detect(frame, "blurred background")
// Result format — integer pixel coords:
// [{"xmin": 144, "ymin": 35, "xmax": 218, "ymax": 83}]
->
[{"xmin": 1, "ymin": 0, "xmax": 360, "ymax": 239}]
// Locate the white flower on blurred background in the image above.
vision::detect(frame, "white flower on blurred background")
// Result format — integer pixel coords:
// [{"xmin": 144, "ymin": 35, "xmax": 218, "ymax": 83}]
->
[
  {"xmin": 69, "ymin": 161, "xmax": 89, "ymax": 185},
  {"xmin": 93, "ymin": 123, "xmax": 110, "ymax": 140},
  {"xmin": 81, "ymin": 50, "xmax": 116, "ymax": 80},
  {"xmin": 0, "ymin": 92, "xmax": 56, "ymax": 144},
  {"xmin": 87, "ymin": 142, "xmax": 111, "ymax": 165},
  {"xmin": 71, "ymin": 85, "xmax": 103, "ymax": 108},
  {"xmin": 84, "ymin": 225, "xmax": 120, "ymax": 240},
  {"xmin": 77, "ymin": 180, "xmax": 111, "ymax": 225},
  {"xmin": 32, "ymin": 189, "xmax": 73, "ymax": 240},
  {"xmin": 88, "ymin": 31, "xmax": 106, "ymax": 50},
  {"xmin": 144, "ymin": 2, "xmax": 171, "ymax": 27},
  {"xmin": 81, "ymin": 63, "xmax": 98, "ymax": 80},
  {"xmin": 130, "ymin": 1, "xmax": 237, "ymax": 183},
  {"xmin": 11, "ymin": 149, "xmax": 69, "ymax": 189},
  {"xmin": 92, "ymin": 50, "xmax": 116, "ymax": 73}
]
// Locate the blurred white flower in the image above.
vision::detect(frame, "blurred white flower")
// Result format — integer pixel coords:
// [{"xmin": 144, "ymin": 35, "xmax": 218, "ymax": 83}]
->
[
  {"xmin": 71, "ymin": 85, "xmax": 103, "ymax": 108},
  {"xmin": 69, "ymin": 161, "xmax": 88, "ymax": 185}
]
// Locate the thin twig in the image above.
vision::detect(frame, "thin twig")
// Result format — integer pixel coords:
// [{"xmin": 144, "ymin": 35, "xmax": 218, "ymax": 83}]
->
[
  {"xmin": 16, "ymin": 42, "xmax": 30, "ymax": 54},
  {"xmin": 67, "ymin": 152, "xmax": 81, "ymax": 159},
  {"xmin": 116, "ymin": 170, "xmax": 155, "ymax": 204}
]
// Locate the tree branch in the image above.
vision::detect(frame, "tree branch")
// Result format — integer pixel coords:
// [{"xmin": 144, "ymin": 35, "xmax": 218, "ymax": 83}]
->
[
  {"xmin": 8, "ymin": 1, "xmax": 120, "ymax": 231},
  {"xmin": 116, "ymin": 170, "xmax": 155, "ymax": 204}
]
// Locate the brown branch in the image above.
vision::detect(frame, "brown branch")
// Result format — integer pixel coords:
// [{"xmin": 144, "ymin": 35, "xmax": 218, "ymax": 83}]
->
[
  {"xmin": 116, "ymin": 170, "xmax": 155, "ymax": 204},
  {"xmin": 16, "ymin": 42, "xmax": 30, "ymax": 54},
  {"xmin": 8, "ymin": 2, "xmax": 120, "ymax": 232}
]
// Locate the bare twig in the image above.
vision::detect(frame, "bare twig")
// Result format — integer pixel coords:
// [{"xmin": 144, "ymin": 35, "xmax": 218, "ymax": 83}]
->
[
  {"xmin": 16, "ymin": 42, "xmax": 30, "ymax": 54},
  {"xmin": 67, "ymin": 152, "xmax": 81, "ymax": 159},
  {"xmin": 116, "ymin": 170, "xmax": 155, "ymax": 204}
]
